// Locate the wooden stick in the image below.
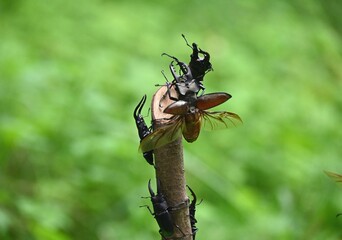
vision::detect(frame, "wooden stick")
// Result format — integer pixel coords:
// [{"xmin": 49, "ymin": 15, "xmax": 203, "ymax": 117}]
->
[{"xmin": 151, "ymin": 86, "xmax": 192, "ymax": 240}]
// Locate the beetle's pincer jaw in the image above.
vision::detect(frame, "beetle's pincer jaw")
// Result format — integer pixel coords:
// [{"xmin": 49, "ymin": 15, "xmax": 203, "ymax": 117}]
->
[
  {"xmin": 148, "ymin": 179, "xmax": 155, "ymax": 197},
  {"xmin": 134, "ymin": 95, "xmax": 147, "ymax": 119}
]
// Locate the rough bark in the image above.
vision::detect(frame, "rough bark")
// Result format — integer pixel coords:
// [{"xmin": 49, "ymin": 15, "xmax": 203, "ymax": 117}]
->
[{"xmin": 151, "ymin": 86, "xmax": 192, "ymax": 240}]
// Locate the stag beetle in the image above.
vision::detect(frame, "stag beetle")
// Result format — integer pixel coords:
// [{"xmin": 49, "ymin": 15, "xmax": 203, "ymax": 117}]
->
[
  {"xmin": 141, "ymin": 179, "xmax": 174, "ymax": 238},
  {"xmin": 133, "ymin": 95, "xmax": 154, "ymax": 165},
  {"xmin": 182, "ymin": 34, "xmax": 213, "ymax": 83},
  {"xmin": 187, "ymin": 185, "xmax": 202, "ymax": 239},
  {"xmin": 158, "ymin": 38, "xmax": 240, "ymax": 143}
]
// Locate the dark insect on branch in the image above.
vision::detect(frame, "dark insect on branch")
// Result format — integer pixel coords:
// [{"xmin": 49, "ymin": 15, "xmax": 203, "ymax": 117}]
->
[
  {"xmin": 187, "ymin": 185, "xmax": 202, "ymax": 239},
  {"xmin": 133, "ymin": 95, "xmax": 154, "ymax": 165},
  {"xmin": 140, "ymin": 179, "xmax": 186, "ymax": 239}
]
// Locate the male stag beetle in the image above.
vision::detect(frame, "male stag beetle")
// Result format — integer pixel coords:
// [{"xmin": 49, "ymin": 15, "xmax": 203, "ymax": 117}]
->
[
  {"xmin": 182, "ymin": 34, "xmax": 213, "ymax": 84},
  {"xmin": 133, "ymin": 95, "xmax": 154, "ymax": 165},
  {"xmin": 141, "ymin": 179, "xmax": 175, "ymax": 238},
  {"xmin": 187, "ymin": 185, "xmax": 202, "ymax": 239}
]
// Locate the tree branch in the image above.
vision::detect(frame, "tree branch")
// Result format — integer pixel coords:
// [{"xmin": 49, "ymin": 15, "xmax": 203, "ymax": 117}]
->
[{"xmin": 151, "ymin": 86, "xmax": 192, "ymax": 240}]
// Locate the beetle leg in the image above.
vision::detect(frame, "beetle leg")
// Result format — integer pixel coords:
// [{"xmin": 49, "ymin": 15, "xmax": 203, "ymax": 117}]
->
[
  {"xmin": 174, "ymin": 224, "xmax": 186, "ymax": 238},
  {"xmin": 159, "ymin": 230, "xmax": 171, "ymax": 240},
  {"xmin": 158, "ymin": 73, "xmax": 170, "ymax": 108},
  {"xmin": 166, "ymin": 82, "xmax": 179, "ymax": 101},
  {"xmin": 139, "ymin": 205, "xmax": 154, "ymax": 216},
  {"xmin": 181, "ymin": 34, "xmax": 193, "ymax": 49},
  {"xmin": 161, "ymin": 70, "xmax": 170, "ymax": 83},
  {"xmin": 169, "ymin": 199, "xmax": 190, "ymax": 211},
  {"xmin": 159, "ymin": 82, "xmax": 179, "ymax": 108},
  {"xmin": 161, "ymin": 225, "xmax": 186, "ymax": 239},
  {"xmin": 161, "ymin": 52, "xmax": 179, "ymax": 62},
  {"xmin": 197, "ymin": 85, "xmax": 205, "ymax": 96}
]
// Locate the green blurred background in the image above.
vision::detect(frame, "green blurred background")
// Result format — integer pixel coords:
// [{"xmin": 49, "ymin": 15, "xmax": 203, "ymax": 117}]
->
[{"xmin": 1, "ymin": 0, "xmax": 342, "ymax": 239}]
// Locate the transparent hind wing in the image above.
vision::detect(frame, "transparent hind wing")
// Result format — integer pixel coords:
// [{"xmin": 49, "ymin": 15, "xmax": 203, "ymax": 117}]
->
[
  {"xmin": 139, "ymin": 117, "xmax": 183, "ymax": 152},
  {"xmin": 325, "ymin": 171, "xmax": 342, "ymax": 183},
  {"xmin": 201, "ymin": 111, "xmax": 242, "ymax": 131}
]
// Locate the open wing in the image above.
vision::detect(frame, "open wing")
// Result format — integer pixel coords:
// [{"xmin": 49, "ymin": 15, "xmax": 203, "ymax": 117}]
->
[
  {"xmin": 201, "ymin": 111, "xmax": 242, "ymax": 131},
  {"xmin": 325, "ymin": 171, "xmax": 342, "ymax": 183},
  {"xmin": 139, "ymin": 117, "xmax": 183, "ymax": 152}
]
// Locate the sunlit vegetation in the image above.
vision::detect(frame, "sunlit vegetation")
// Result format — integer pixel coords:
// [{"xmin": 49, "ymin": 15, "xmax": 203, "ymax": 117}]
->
[{"xmin": 0, "ymin": 0, "xmax": 341, "ymax": 239}]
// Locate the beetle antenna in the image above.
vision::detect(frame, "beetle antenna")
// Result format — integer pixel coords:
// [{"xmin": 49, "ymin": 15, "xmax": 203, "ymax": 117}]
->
[
  {"xmin": 182, "ymin": 34, "xmax": 193, "ymax": 49},
  {"xmin": 161, "ymin": 70, "xmax": 170, "ymax": 83}
]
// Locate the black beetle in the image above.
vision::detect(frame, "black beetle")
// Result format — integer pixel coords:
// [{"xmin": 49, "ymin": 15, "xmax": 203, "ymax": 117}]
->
[
  {"xmin": 133, "ymin": 95, "xmax": 154, "ymax": 165},
  {"xmin": 142, "ymin": 179, "xmax": 174, "ymax": 238},
  {"xmin": 182, "ymin": 34, "xmax": 213, "ymax": 84},
  {"xmin": 187, "ymin": 185, "xmax": 202, "ymax": 239}
]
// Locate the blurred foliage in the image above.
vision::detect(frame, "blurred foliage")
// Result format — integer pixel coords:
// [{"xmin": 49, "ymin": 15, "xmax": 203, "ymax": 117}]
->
[{"xmin": 0, "ymin": 0, "xmax": 342, "ymax": 239}]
